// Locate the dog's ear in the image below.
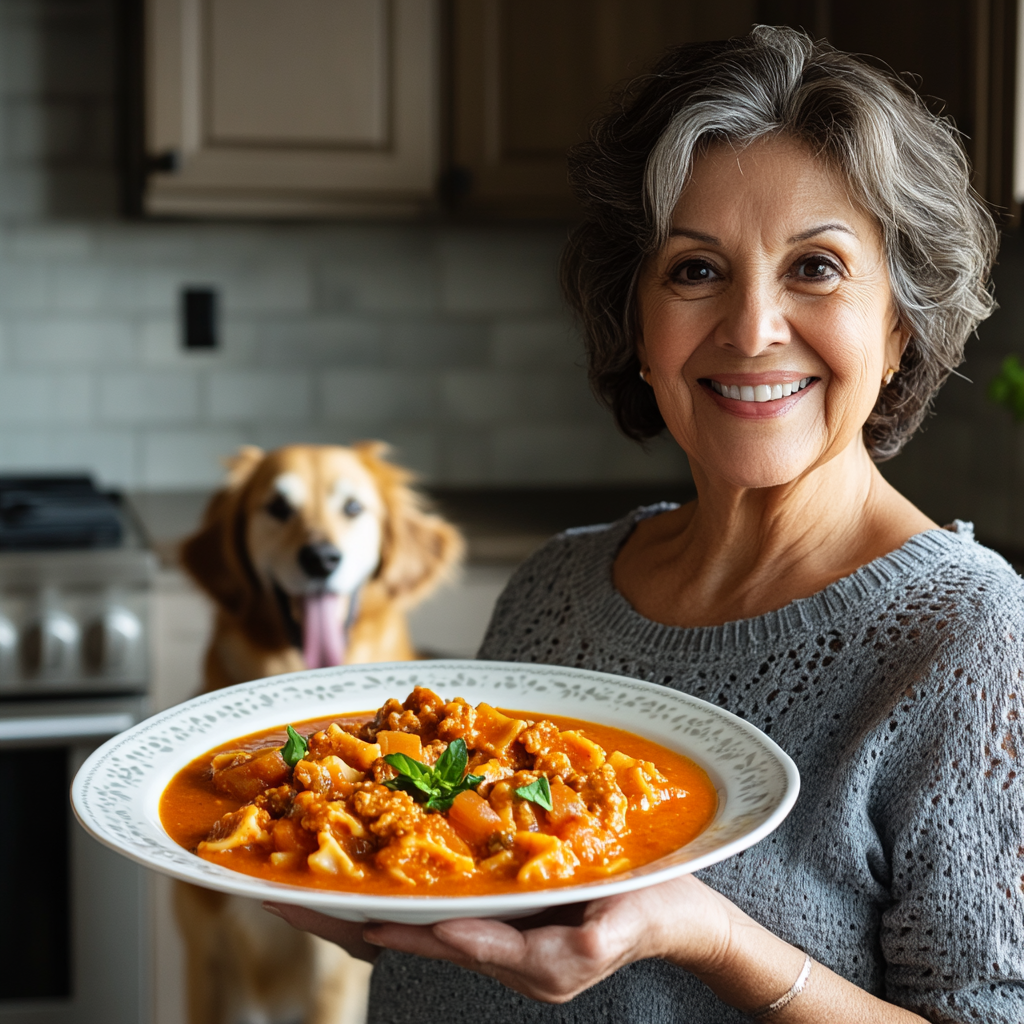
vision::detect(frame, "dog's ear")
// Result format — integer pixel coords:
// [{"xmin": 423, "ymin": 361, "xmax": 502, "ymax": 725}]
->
[
  {"xmin": 179, "ymin": 447, "xmax": 265, "ymax": 615},
  {"xmin": 354, "ymin": 442, "xmax": 464, "ymax": 606}
]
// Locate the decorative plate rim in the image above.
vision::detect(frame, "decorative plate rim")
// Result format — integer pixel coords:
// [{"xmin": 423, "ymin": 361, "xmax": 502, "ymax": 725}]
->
[{"xmin": 71, "ymin": 660, "xmax": 800, "ymax": 922}]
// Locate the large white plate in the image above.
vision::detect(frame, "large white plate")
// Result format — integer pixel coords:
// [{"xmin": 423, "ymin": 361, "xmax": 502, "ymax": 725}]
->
[{"xmin": 72, "ymin": 660, "xmax": 799, "ymax": 924}]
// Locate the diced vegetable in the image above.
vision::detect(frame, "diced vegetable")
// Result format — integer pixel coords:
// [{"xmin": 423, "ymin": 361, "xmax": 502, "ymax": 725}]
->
[
  {"xmin": 448, "ymin": 789, "xmax": 504, "ymax": 845},
  {"xmin": 378, "ymin": 730, "xmax": 423, "ymax": 759}
]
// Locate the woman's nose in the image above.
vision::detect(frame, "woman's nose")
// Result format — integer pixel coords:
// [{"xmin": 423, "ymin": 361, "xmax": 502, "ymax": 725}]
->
[{"xmin": 716, "ymin": 280, "xmax": 790, "ymax": 356}]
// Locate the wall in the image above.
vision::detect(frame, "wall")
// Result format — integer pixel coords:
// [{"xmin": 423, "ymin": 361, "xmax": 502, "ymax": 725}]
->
[{"xmin": 0, "ymin": 0, "xmax": 688, "ymax": 490}]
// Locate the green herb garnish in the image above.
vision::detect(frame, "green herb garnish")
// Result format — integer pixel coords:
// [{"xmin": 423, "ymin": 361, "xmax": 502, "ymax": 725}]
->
[
  {"xmin": 989, "ymin": 354, "xmax": 1024, "ymax": 422},
  {"xmin": 382, "ymin": 737, "xmax": 484, "ymax": 812},
  {"xmin": 281, "ymin": 725, "xmax": 308, "ymax": 768},
  {"xmin": 515, "ymin": 776, "xmax": 553, "ymax": 811}
]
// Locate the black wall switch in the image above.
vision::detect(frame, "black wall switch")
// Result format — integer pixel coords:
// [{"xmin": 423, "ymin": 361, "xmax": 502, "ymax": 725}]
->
[{"xmin": 182, "ymin": 287, "xmax": 218, "ymax": 349}]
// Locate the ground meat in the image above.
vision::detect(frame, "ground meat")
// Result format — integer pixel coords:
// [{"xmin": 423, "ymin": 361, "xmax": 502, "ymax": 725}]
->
[{"xmin": 254, "ymin": 785, "xmax": 297, "ymax": 819}]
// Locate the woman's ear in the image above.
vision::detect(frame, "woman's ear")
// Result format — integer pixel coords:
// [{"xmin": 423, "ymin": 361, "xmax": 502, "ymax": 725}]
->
[
  {"xmin": 179, "ymin": 447, "xmax": 265, "ymax": 615},
  {"xmin": 354, "ymin": 442, "xmax": 464, "ymax": 607}
]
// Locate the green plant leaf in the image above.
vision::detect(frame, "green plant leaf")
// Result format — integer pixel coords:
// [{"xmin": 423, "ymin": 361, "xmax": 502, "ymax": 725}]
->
[
  {"xmin": 515, "ymin": 776, "xmax": 553, "ymax": 811},
  {"xmin": 383, "ymin": 752, "xmax": 432, "ymax": 782},
  {"xmin": 988, "ymin": 355, "xmax": 1024, "ymax": 422},
  {"xmin": 281, "ymin": 725, "xmax": 308, "ymax": 768},
  {"xmin": 434, "ymin": 737, "xmax": 469, "ymax": 785},
  {"xmin": 380, "ymin": 739, "xmax": 483, "ymax": 813}
]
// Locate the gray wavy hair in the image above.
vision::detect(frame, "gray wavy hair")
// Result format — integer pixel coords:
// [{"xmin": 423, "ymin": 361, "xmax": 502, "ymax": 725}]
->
[{"xmin": 561, "ymin": 25, "xmax": 998, "ymax": 460}]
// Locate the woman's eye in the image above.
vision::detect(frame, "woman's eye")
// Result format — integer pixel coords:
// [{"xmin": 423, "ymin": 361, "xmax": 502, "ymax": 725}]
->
[
  {"xmin": 671, "ymin": 259, "xmax": 720, "ymax": 285},
  {"xmin": 343, "ymin": 497, "xmax": 364, "ymax": 518},
  {"xmin": 794, "ymin": 256, "xmax": 839, "ymax": 280}
]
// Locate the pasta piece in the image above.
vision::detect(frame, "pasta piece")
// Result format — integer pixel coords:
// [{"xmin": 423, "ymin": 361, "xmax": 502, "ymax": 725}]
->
[
  {"xmin": 308, "ymin": 830, "xmax": 364, "ymax": 879},
  {"xmin": 376, "ymin": 831, "xmax": 476, "ymax": 885},
  {"xmin": 198, "ymin": 805, "xmax": 271, "ymax": 854},
  {"xmin": 514, "ymin": 832, "xmax": 579, "ymax": 883}
]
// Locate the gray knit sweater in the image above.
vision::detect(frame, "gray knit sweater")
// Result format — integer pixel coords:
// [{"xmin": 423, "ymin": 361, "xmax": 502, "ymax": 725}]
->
[{"xmin": 369, "ymin": 507, "xmax": 1024, "ymax": 1024}]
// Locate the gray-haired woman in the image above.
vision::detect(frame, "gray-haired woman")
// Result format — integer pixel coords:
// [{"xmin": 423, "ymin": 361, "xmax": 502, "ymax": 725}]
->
[{"xmin": 270, "ymin": 26, "xmax": 1024, "ymax": 1023}]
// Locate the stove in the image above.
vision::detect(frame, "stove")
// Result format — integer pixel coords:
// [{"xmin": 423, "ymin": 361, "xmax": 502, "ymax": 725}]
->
[
  {"xmin": 0, "ymin": 476, "xmax": 156, "ymax": 1023},
  {"xmin": 0, "ymin": 476, "xmax": 155, "ymax": 697}
]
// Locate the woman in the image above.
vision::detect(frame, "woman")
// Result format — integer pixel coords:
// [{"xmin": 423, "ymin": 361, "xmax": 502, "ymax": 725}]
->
[{"xmin": 268, "ymin": 26, "xmax": 1024, "ymax": 1023}]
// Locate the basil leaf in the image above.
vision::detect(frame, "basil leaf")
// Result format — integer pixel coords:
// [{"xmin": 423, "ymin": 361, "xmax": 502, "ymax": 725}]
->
[
  {"xmin": 383, "ymin": 752, "xmax": 432, "ymax": 782},
  {"xmin": 515, "ymin": 776, "xmax": 553, "ymax": 811},
  {"xmin": 384, "ymin": 774, "xmax": 437, "ymax": 799},
  {"xmin": 434, "ymin": 738, "xmax": 469, "ymax": 786},
  {"xmin": 281, "ymin": 725, "xmax": 308, "ymax": 768},
  {"xmin": 381, "ymin": 739, "xmax": 484, "ymax": 813},
  {"xmin": 425, "ymin": 793, "xmax": 456, "ymax": 813}
]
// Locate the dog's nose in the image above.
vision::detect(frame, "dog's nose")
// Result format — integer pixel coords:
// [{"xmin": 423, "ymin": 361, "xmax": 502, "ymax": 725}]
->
[{"xmin": 297, "ymin": 542, "xmax": 341, "ymax": 579}]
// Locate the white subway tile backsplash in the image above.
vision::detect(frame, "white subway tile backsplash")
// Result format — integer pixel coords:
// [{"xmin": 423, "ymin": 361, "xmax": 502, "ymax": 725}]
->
[
  {"xmin": 317, "ymin": 234, "xmax": 438, "ymax": 313},
  {"xmin": 208, "ymin": 369, "xmax": 311, "ymax": 423},
  {"xmin": 0, "ymin": 371, "xmax": 92, "ymax": 423},
  {"xmin": 491, "ymin": 316, "xmax": 581, "ymax": 369},
  {"xmin": 439, "ymin": 230, "xmax": 564, "ymax": 315},
  {"xmin": 320, "ymin": 369, "xmax": 438, "ymax": 422},
  {"xmin": 141, "ymin": 428, "xmax": 248, "ymax": 488},
  {"xmin": 441, "ymin": 370, "xmax": 521, "ymax": 424},
  {"xmin": 10, "ymin": 317, "xmax": 134, "ymax": 366},
  {"xmin": 491, "ymin": 424, "xmax": 607, "ymax": 483},
  {"xmin": 254, "ymin": 315, "xmax": 386, "ymax": 366},
  {"xmin": 0, "ymin": 427, "xmax": 137, "ymax": 486},
  {"xmin": 387, "ymin": 319, "xmax": 488, "ymax": 369},
  {"xmin": 99, "ymin": 371, "xmax": 200, "ymax": 424},
  {"xmin": 0, "ymin": 260, "xmax": 49, "ymax": 310}
]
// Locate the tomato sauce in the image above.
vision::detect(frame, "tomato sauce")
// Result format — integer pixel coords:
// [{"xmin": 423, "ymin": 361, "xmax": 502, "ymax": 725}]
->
[{"xmin": 161, "ymin": 706, "xmax": 717, "ymax": 896}]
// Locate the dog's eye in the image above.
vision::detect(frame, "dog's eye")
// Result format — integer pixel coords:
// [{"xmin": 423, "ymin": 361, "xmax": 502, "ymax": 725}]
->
[
  {"xmin": 342, "ymin": 497, "xmax": 363, "ymax": 518},
  {"xmin": 266, "ymin": 494, "xmax": 293, "ymax": 522}
]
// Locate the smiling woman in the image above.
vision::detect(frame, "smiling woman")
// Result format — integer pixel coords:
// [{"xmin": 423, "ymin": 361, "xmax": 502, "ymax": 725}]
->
[{"xmin": 275, "ymin": 26, "xmax": 1024, "ymax": 1024}]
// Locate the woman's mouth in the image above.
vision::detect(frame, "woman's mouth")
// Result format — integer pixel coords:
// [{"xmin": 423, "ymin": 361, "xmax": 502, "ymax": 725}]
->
[{"xmin": 705, "ymin": 377, "xmax": 815, "ymax": 403}]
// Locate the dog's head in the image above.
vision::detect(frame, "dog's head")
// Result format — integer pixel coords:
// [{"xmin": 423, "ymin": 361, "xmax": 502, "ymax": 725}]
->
[{"xmin": 180, "ymin": 443, "xmax": 463, "ymax": 664}]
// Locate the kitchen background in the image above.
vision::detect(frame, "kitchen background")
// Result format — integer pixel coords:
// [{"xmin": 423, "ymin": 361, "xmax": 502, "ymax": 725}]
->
[
  {"xmin": 0, "ymin": 1, "xmax": 1021, "ymax": 1023},
  {"xmin": 0, "ymin": 0, "xmax": 1017, "ymax": 553}
]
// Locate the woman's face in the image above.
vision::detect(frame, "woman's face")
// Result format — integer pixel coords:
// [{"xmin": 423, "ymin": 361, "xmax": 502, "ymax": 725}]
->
[{"xmin": 636, "ymin": 136, "xmax": 907, "ymax": 490}]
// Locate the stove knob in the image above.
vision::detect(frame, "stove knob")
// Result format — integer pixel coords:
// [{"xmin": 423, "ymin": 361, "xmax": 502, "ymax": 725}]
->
[
  {"xmin": 21, "ymin": 606, "xmax": 79, "ymax": 679},
  {"xmin": 84, "ymin": 606, "xmax": 142, "ymax": 674},
  {"xmin": 0, "ymin": 614, "xmax": 16, "ymax": 684},
  {"xmin": 21, "ymin": 609, "xmax": 80, "ymax": 677}
]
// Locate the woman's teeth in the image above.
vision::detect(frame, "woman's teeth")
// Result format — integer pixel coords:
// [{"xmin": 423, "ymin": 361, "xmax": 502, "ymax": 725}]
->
[{"xmin": 710, "ymin": 378, "xmax": 813, "ymax": 402}]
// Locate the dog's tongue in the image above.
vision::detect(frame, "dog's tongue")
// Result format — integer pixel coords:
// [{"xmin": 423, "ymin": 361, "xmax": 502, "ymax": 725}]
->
[{"xmin": 303, "ymin": 593, "xmax": 345, "ymax": 669}]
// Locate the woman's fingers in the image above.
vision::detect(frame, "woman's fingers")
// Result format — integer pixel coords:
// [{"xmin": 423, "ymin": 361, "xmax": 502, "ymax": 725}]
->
[{"xmin": 262, "ymin": 902, "xmax": 381, "ymax": 963}]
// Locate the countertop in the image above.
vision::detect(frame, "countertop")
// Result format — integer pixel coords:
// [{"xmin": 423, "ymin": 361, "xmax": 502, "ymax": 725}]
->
[{"xmin": 127, "ymin": 484, "xmax": 698, "ymax": 569}]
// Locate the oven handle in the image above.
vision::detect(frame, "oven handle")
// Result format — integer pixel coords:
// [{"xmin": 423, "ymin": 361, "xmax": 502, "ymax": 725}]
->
[{"xmin": 0, "ymin": 712, "xmax": 136, "ymax": 746}]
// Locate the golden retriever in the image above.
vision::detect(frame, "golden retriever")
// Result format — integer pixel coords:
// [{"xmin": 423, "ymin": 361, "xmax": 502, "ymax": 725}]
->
[{"xmin": 174, "ymin": 442, "xmax": 463, "ymax": 1024}]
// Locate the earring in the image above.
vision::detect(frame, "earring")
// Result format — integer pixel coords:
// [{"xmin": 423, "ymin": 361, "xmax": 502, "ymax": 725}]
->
[
  {"xmin": 882, "ymin": 366, "xmax": 898, "ymax": 385},
  {"xmin": 639, "ymin": 369, "xmax": 649, "ymax": 384}
]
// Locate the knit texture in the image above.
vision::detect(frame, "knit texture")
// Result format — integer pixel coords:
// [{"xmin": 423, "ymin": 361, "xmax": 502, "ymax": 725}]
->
[{"xmin": 369, "ymin": 507, "xmax": 1024, "ymax": 1024}]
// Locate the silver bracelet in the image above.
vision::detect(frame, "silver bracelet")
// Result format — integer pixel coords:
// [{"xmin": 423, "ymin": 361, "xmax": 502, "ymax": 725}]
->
[{"xmin": 749, "ymin": 953, "xmax": 813, "ymax": 1019}]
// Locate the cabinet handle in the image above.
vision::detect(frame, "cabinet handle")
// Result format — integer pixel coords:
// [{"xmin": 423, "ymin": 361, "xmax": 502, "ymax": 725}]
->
[{"xmin": 0, "ymin": 712, "xmax": 136, "ymax": 745}]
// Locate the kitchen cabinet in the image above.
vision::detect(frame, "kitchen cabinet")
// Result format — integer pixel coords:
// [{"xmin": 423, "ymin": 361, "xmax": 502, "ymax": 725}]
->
[
  {"xmin": 446, "ymin": 0, "xmax": 757, "ymax": 218},
  {"xmin": 143, "ymin": 0, "xmax": 440, "ymax": 217}
]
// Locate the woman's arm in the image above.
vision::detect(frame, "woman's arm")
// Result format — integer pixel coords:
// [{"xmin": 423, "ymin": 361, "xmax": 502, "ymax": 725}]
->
[{"xmin": 267, "ymin": 874, "xmax": 929, "ymax": 1022}]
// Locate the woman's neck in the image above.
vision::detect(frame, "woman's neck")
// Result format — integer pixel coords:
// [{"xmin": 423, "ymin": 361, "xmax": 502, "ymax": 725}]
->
[{"xmin": 613, "ymin": 442, "xmax": 937, "ymax": 629}]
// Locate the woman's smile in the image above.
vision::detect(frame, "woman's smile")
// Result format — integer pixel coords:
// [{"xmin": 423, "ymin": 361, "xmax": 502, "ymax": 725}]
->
[{"xmin": 700, "ymin": 375, "xmax": 818, "ymax": 418}]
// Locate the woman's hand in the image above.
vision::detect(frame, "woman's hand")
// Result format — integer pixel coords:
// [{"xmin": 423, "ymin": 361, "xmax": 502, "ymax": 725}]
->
[{"xmin": 267, "ymin": 873, "xmax": 734, "ymax": 1003}]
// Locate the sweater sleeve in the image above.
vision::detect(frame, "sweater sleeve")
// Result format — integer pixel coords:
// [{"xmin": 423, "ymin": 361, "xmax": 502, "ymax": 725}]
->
[{"xmin": 876, "ymin": 595, "xmax": 1024, "ymax": 1023}]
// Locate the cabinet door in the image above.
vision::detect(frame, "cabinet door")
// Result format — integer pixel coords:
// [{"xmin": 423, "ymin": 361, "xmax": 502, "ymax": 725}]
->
[
  {"xmin": 144, "ymin": 0, "xmax": 439, "ymax": 217},
  {"xmin": 449, "ymin": 0, "xmax": 756, "ymax": 218}
]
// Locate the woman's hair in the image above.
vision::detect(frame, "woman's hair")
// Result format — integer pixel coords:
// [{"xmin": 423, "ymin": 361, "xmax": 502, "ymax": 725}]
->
[{"xmin": 561, "ymin": 25, "xmax": 998, "ymax": 460}]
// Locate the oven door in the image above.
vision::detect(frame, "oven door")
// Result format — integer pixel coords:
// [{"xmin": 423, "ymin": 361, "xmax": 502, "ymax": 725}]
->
[{"xmin": 0, "ymin": 697, "xmax": 150, "ymax": 1024}]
